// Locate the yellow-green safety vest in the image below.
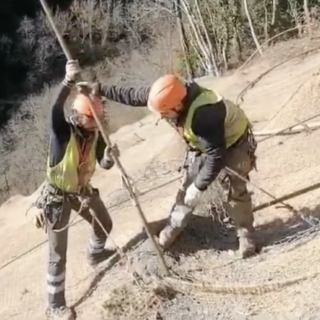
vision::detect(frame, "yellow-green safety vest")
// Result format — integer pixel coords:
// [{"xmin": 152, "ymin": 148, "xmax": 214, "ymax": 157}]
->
[
  {"xmin": 46, "ymin": 130, "xmax": 98, "ymax": 193},
  {"xmin": 183, "ymin": 88, "xmax": 249, "ymax": 152}
]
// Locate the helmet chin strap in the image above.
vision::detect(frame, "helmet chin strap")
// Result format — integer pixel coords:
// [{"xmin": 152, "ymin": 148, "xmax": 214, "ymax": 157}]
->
[
  {"xmin": 68, "ymin": 114, "xmax": 79, "ymax": 126},
  {"xmin": 67, "ymin": 115, "xmax": 83, "ymax": 137}
]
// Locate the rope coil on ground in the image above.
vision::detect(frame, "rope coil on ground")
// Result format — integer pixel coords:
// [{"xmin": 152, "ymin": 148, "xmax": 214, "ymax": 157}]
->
[{"xmin": 163, "ymin": 271, "xmax": 319, "ymax": 295}]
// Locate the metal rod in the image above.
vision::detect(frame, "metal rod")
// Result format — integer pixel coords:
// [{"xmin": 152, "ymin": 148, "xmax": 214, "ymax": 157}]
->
[
  {"xmin": 253, "ymin": 182, "xmax": 320, "ymax": 212},
  {"xmin": 258, "ymin": 112, "xmax": 320, "ymax": 143},
  {"xmin": 39, "ymin": 0, "xmax": 73, "ymax": 60},
  {"xmin": 225, "ymin": 166, "xmax": 296, "ymax": 213}
]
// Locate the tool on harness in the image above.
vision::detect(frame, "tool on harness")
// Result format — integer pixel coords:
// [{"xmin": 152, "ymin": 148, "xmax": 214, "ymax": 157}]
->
[
  {"xmin": 178, "ymin": 150, "xmax": 189, "ymax": 173},
  {"xmin": 25, "ymin": 185, "xmax": 50, "ymax": 231},
  {"xmin": 52, "ymin": 196, "xmax": 90, "ymax": 233},
  {"xmin": 247, "ymin": 128, "xmax": 258, "ymax": 171},
  {"xmin": 27, "ymin": 208, "xmax": 46, "ymax": 230},
  {"xmin": 44, "ymin": 199, "xmax": 64, "ymax": 229},
  {"xmin": 26, "ymin": 183, "xmax": 72, "ymax": 232},
  {"xmin": 27, "ymin": 182, "xmax": 96, "ymax": 234},
  {"xmin": 43, "ymin": 185, "xmax": 64, "ymax": 230},
  {"xmin": 230, "ymin": 127, "xmax": 257, "ymax": 172},
  {"xmin": 44, "ymin": 183, "xmax": 96, "ymax": 232},
  {"xmin": 178, "ymin": 146, "xmax": 200, "ymax": 174}
]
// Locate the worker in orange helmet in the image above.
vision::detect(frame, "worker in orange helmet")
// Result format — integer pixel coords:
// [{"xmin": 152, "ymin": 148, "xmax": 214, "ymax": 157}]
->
[
  {"xmin": 31, "ymin": 61, "xmax": 119, "ymax": 320},
  {"xmin": 76, "ymin": 74, "xmax": 258, "ymax": 259}
]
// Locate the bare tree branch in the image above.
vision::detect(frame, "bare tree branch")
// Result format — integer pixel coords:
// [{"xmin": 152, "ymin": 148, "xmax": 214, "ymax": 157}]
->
[{"xmin": 243, "ymin": 0, "xmax": 263, "ymax": 57}]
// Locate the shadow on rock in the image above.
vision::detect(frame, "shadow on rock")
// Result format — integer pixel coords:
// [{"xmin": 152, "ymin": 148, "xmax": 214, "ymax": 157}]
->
[
  {"xmin": 146, "ymin": 214, "xmax": 238, "ymax": 256},
  {"xmin": 150, "ymin": 202, "xmax": 320, "ymax": 258},
  {"xmin": 71, "ymin": 203, "xmax": 320, "ymax": 310},
  {"xmin": 255, "ymin": 203, "xmax": 320, "ymax": 250},
  {"xmin": 169, "ymin": 214, "xmax": 238, "ymax": 256},
  {"xmin": 71, "ymin": 226, "xmax": 150, "ymax": 309}
]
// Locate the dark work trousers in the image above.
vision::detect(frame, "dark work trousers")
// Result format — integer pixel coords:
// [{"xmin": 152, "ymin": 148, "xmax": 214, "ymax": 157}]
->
[
  {"xmin": 178, "ymin": 130, "xmax": 256, "ymax": 239},
  {"xmin": 46, "ymin": 191, "xmax": 113, "ymax": 308}
]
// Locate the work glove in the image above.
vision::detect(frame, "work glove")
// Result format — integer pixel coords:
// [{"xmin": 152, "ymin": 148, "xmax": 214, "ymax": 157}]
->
[
  {"xmin": 29, "ymin": 209, "xmax": 46, "ymax": 232},
  {"xmin": 184, "ymin": 183, "xmax": 203, "ymax": 208},
  {"xmin": 105, "ymin": 143, "xmax": 120, "ymax": 159},
  {"xmin": 64, "ymin": 60, "xmax": 81, "ymax": 83},
  {"xmin": 101, "ymin": 144, "xmax": 120, "ymax": 170},
  {"xmin": 76, "ymin": 81, "xmax": 101, "ymax": 96}
]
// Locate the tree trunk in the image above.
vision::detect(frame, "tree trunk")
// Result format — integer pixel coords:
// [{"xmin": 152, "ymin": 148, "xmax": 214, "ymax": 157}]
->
[
  {"xmin": 180, "ymin": 0, "xmax": 216, "ymax": 75},
  {"xmin": 88, "ymin": 0, "xmax": 93, "ymax": 50},
  {"xmin": 304, "ymin": 0, "xmax": 312, "ymax": 38},
  {"xmin": 287, "ymin": 0, "xmax": 302, "ymax": 38},
  {"xmin": 271, "ymin": 0, "xmax": 277, "ymax": 25},
  {"xmin": 101, "ymin": 0, "xmax": 113, "ymax": 46},
  {"xmin": 269, "ymin": 0, "xmax": 278, "ymax": 43},
  {"xmin": 222, "ymin": 41, "xmax": 228, "ymax": 71},
  {"xmin": 175, "ymin": 0, "xmax": 193, "ymax": 78},
  {"xmin": 263, "ymin": 0, "xmax": 269, "ymax": 42},
  {"xmin": 243, "ymin": 0, "xmax": 263, "ymax": 57},
  {"xmin": 189, "ymin": 37, "xmax": 206, "ymax": 76},
  {"xmin": 168, "ymin": 21, "xmax": 173, "ymax": 74},
  {"xmin": 232, "ymin": 0, "xmax": 243, "ymax": 61},
  {"xmin": 194, "ymin": 0, "xmax": 219, "ymax": 76}
]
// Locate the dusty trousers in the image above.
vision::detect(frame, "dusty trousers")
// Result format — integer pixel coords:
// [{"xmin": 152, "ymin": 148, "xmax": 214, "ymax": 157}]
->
[
  {"xmin": 177, "ymin": 130, "xmax": 257, "ymax": 239},
  {"xmin": 45, "ymin": 189, "xmax": 113, "ymax": 308}
]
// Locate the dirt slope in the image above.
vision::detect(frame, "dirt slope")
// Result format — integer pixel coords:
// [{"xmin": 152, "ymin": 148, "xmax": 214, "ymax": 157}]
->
[
  {"xmin": 0, "ymin": 115, "xmax": 187, "ymax": 320},
  {"xmin": 2, "ymin": 38, "xmax": 320, "ymax": 319}
]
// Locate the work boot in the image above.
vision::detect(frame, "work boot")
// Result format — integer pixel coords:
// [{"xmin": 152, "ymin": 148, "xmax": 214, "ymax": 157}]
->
[
  {"xmin": 46, "ymin": 306, "xmax": 74, "ymax": 320},
  {"xmin": 238, "ymin": 236, "xmax": 257, "ymax": 259},
  {"xmin": 87, "ymin": 248, "xmax": 116, "ymax": 266},
  {"xmin": 159, "ymin": 225, "xmax": 183, "ymax": 249}
]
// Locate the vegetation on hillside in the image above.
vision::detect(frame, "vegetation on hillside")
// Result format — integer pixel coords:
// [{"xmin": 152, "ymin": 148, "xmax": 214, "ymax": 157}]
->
[{"xmin": 0, "ymin": 0, "xmax": 319, "ymax": 204}]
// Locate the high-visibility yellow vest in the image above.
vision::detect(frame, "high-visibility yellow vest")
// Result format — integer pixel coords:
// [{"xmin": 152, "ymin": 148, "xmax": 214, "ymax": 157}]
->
[
  {"xmin": 46, "ymin": 130, "xmax": 98, "ymax": 193},
  {"xmin": 183, "ymin": 88, "xmax": 249, "ymax": 152}
]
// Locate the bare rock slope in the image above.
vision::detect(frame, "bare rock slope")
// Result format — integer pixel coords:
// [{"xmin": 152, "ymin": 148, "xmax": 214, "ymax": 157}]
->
[{"xmin": 2, "ymin": 38, "xmax": 320, "ymax": 319}]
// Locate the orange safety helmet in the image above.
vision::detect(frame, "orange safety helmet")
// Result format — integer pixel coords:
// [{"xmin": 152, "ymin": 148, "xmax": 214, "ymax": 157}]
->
[
  {"xmin": 147, "ymin": 75, "xmax": 187, "ymax": 114},
  {"xmin": 72, "ymin": 93, "xmax": 103, "ymax": 118}
]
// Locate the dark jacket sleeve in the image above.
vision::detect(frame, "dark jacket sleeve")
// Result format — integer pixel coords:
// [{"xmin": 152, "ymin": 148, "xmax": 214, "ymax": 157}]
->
[
  {"xmin": 99, "ymin": 84, "xmax": 150, "ymax": 107},
  {"xmin": 95, "ymin": 133, "xmax": 114, "ymax": 170},
  {"xmin": 48, "ymin": 83, "xmax": 73, "ymax": 167},
  {"xmin": 50, "ymin": 84, "xmax": 72, "ymax": 142},
  {"xmin": 191, "ymin": 101, "xmax": 227, "ymax": 191}
]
